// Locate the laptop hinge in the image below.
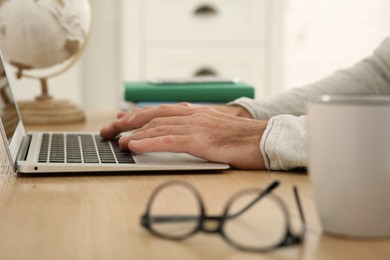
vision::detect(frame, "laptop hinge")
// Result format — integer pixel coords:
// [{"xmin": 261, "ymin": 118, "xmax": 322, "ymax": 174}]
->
[{"xmin": 17, "ymin": 134, "xmax": 32, "ymax": 162}]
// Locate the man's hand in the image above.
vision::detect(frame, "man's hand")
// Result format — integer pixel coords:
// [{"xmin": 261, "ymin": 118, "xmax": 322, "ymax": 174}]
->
[{"xmin": 100, "ymin": 103, "xmax": 267, "ymax": 169}]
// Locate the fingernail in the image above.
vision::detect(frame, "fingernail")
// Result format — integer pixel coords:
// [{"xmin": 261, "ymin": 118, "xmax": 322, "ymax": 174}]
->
[
  {"xmin": 180, "ymin": 102, "xmax": 191, "ymax": 107},
  {"xmin": 129, "ymin": 140, "xmax": 140, "ymax": 147},
  {"xmin": 102, "ymin": 125, "xmax": 113, "ymax": 132}
]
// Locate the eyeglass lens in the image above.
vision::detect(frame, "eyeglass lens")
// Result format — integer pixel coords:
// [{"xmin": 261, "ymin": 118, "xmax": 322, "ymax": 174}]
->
[
  {"xmin": 148, "ymin": 183, "xmax": 201, "ymax": 239},
  {"xmin": 223, "ymin": 190, "xmax": 287, "ymax": 250}
]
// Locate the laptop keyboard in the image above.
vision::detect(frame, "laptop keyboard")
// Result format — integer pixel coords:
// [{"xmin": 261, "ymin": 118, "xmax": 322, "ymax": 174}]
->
[{"xmin": 38, "ymin": 134, "xmax": 135, "ymax": 164}]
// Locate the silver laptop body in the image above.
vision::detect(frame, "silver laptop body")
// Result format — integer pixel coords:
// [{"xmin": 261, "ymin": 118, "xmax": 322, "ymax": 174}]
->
[{"xmin": 0, "ymin": 50, "xmax": 229, "ymax": 174}]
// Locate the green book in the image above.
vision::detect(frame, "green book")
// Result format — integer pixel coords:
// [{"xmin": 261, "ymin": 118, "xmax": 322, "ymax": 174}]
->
[{"xmin": 123, "ymin": 81, "xmax": 255, "ymax": 102}]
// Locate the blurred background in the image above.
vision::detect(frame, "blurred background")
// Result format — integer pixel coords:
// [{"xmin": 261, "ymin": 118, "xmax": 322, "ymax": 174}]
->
[{"xmin": 8, "ymin": 0, "xmax": 390, "ymax": 112}]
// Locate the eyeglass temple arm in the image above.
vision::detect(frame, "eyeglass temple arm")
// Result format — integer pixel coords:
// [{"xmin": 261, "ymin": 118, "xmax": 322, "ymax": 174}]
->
[
  {"xmin": 225, "ymin": 180, "xmax": 281, "ymax": 220},
  {"xmin": 293, "ymin": 186, "xmax": 306, "ymax": 231}
]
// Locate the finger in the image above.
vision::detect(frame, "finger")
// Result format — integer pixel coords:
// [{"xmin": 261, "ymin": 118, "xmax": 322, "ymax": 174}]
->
[
  {"xmin": 118, "ymin": 116, "xmax": 192, "ymax": 149},
  {"xmin": 116, "ymin": 111, "xmax": 126, "ymax": 119},
  {"xmin": 118, "ymin": 135, "xmax": 132, "ymax": 150},
  {"xmin": 125, "ymin": 106, "xmax": 194, "ymax": 132},
  {"xmin": 116, "ymin": 106, "xmax": 155, "ymax": 120},
  {"xmin": 130, "ymin": 125, "xmax": 191, "ymax": 142},
  {"xmin": 127, "ymin": 104, "xmax": 195, "ymax": 127},
  {"xmin": 101, "ymin": 105, "xmax": 194, "ymax": 139},
  {"xmin": 137, "ymin": 116, "xmax": 192, "ymax": 132},
  {"xmin": 100, "ymin": 117, "xmax": 136, "ymax": 139},
  {"xmin": 128, "ymin": 135, "xmax": 192, "ymax": 154}
]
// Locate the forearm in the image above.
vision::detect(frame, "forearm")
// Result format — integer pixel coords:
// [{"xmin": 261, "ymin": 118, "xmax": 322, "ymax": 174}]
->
[{"xmin": 230, "ymin": 37, "xmax": 390, "ymax": 120}]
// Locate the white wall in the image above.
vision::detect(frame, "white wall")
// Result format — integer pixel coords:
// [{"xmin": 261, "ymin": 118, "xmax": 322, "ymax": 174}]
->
[
  {"xmin": 8, "ymin": 0, "xmax": 282, "ymax": 111},
  {"xmin": 283, "ymin": 0, "xmax": 390, "ymax": 89},
  {"xmin": 10, "ymin": 1, "xmax": 389, "ymax": 111},
  {"xmin": 80, "ymin": 1, "xmax": 123, "ymax": 112}
]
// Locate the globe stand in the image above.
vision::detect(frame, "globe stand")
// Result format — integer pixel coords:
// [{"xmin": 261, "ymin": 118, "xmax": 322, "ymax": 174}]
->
[
  {"xmin": 0, "ymin": 0, "xmax": 92, "ymax": 125},
  {"xmin": 17, "ymin": 78, "xmax": 86, "ymax": 125}
]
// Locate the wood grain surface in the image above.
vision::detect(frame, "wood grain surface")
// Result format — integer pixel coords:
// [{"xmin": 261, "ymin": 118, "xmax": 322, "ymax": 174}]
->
[{"xmin": 0, "ymin": 112, "xmax": 388, "ymax": 260}]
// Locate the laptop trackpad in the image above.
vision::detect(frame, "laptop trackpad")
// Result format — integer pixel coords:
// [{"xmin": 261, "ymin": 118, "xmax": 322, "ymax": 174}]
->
[{"xmin": 134, "ymin": 152, "xmax": 208, "ymax": 165}]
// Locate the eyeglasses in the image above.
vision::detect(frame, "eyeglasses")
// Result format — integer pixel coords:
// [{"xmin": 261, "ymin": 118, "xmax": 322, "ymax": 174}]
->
[{"xmin": 140, "ymin": 180, "xmax": 305, "ymax": 253}]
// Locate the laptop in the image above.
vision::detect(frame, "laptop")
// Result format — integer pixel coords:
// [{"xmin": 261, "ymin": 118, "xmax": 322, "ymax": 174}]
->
[{"xmin": 0, "ymin": 51, "xmax": 229, "ymax": 174}]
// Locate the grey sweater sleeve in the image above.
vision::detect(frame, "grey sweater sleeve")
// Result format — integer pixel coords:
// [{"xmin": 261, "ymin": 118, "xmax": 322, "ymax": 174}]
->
[{"xmin": 229, "ymin": 36, "xmax": 390, "ymax": 170}]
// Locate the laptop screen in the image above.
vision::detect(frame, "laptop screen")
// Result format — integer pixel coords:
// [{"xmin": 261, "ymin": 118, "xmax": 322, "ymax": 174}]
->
[{"xmin": 0, "ymin": 57, "xmax": 21, "ymax": 143}]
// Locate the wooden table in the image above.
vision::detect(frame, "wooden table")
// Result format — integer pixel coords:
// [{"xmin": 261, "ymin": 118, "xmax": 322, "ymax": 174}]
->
[{"xmin": 0, "ymin": 112, "xmax": 389, "ymax": 260}]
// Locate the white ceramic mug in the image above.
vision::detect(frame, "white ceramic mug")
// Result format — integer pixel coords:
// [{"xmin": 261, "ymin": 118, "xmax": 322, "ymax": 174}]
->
[{"xmin": 307, "ymin": 94, "xmax": 390, "ymax": 238}]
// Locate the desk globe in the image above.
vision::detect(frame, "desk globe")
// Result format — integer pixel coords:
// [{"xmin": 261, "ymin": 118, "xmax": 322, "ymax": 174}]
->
[{"xmin": 0, "ymin": 0, "xmax": 91, "ymax": 124}]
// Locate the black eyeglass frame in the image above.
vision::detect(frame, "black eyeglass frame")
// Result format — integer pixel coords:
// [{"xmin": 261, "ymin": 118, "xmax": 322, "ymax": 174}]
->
[{"xmin": 140, "ymin": 180, "xmax": 306, "ymax": 253}]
